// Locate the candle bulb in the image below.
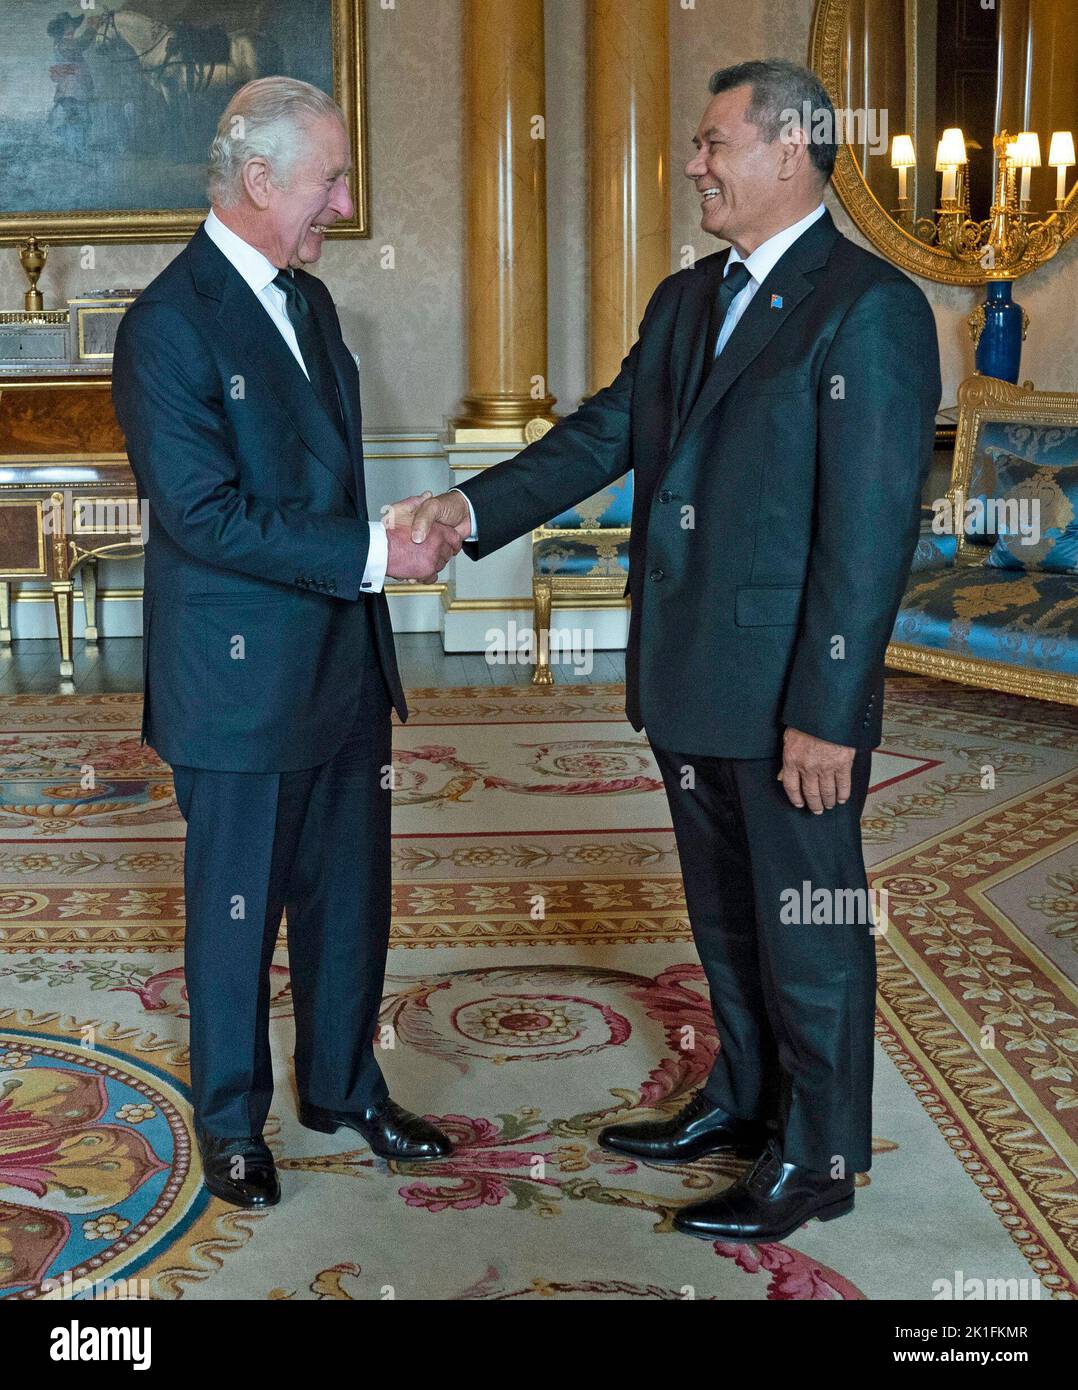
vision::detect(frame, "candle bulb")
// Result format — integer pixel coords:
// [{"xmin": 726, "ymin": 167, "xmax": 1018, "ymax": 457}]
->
[
  {"xmin": 890, "ymin": 134, "xmax": 915, "ymax": 206},
  {"xmin": 935, "ymin": 128, "xmax": 966, "ymax": 205},
  {"xmin": 1049, "ymin": 131, "xmax": 1075, "ymax": 204},
  {"xmin": 1011, "ymin": 131, "xmax": 1041, "ymax": 208}
]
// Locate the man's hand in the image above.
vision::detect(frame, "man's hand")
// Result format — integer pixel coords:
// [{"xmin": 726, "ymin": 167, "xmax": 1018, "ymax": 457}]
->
[
  {"xmin": 778, "ymin": 727, "xmax": 856, "ymax": 813},
  {"xmin": 385, "ymin": 520, "xmax": 462, "ymax": 582},
  {"xmin": 408, "ymin": 490, "xmax": 473, "ymax": 544},
  {"xmin": 382, "ymin": 492, "xmax": 433, "ymax": 532}
]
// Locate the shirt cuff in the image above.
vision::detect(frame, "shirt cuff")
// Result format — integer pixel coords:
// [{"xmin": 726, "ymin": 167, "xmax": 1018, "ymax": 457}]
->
[
  {"xmin": 360, "ymin": 521, "xmax": 388, "ymax": 593},
  {"xmin": 451, "ymin": 488, "xmax": 478, "ymax": 542}
]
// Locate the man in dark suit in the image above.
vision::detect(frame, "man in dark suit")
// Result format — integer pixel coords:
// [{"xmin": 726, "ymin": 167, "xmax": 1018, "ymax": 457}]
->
[
  {"xmin": 113, "ymin": 77, "xmax": 462, "ymax": 1208},
  {"xmin": 405, "ymin": 60, "xmax": 942, "ymax": 1241}
]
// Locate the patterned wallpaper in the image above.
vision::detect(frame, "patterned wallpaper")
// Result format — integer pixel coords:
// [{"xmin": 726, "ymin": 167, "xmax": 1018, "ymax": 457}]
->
[{"xmin": 1, "ymin": 0, "xmax": 1075, "ymax": 428}]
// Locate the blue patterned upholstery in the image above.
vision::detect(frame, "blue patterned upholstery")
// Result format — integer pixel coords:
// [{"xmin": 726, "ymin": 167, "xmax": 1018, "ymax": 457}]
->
[
  {"xmin": 894, "ymin": 566, "xmax": 1078, "ymax": 675},
  {"xmin": 890, "ymin": 381, "xmax": 1078, "ymax": 703},
  {"xmin": 545, "ymin": 473, "xmax": 633, "ymax": 529},
  {"xmin": 911, "ymin": 518, "xmax": 957, "ymax": 573},
  {"xmin": 981, "ymin": 452, "xmax": 1078, "ymax": 574},
  {"xmin": 965, "ymin": 423, "xmax": 1078, "ymax": 547},
  {"xmin": 534, "ymin": 535, "xmax": 630, "ymax": 577}
]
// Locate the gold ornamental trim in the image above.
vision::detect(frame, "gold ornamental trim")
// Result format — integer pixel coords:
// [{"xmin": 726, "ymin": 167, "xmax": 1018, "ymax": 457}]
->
[
  {"xmin": 809, "ymin": 0, "xmax": 1078, "ymax": 286},
  {"xmin": 887, "ymin": 642, "xmax": 1078, "ymax": 707},
  {"xmin": 443, "ymin": 594, "xmax": 628, "ymax": 612}
]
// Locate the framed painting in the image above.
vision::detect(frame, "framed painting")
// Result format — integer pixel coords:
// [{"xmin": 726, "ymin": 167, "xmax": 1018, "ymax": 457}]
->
[{"xmin": 0, "ymin": 0, "xmax": 369, "ymax": 245}]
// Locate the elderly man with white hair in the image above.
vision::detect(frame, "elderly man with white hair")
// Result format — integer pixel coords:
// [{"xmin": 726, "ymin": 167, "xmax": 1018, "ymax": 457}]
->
[{"xmin": 113, "ymin": 77, "xmax": 458, "ymax": 1209}]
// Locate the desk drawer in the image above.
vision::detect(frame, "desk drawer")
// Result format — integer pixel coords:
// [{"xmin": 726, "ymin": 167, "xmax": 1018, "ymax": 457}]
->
[{"xmin": 0, "ymin": 499, "xmax": 47, "ymax": 576}]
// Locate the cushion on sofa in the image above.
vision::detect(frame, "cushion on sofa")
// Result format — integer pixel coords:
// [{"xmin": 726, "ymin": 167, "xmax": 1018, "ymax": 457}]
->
[{"xmin": 982, "ymin": 454, "xmax": 1078, "ymax": 574}]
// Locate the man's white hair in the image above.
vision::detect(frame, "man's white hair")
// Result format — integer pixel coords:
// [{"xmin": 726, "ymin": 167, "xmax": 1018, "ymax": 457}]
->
[{"xmin": 208, "ymin": 76, "xmax": 346, "ymax": 207}]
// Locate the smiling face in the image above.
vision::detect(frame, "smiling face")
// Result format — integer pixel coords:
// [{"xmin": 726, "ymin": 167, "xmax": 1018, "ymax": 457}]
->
[
  {"xmin": 270, "ymin": 114, "xmax": 353, "ymax": 267},
  {"xmin": 685, "ymin": 84, "xmax": 809, "ymax": 256},
  {"xmin": 229, "ymin": 113, "xmax": 354, "ymax": 268}
]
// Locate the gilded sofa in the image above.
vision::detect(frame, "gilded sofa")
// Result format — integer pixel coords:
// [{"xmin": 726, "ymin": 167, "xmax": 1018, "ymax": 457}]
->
[{"xmin": 888, "ymin": 376, "xmax": 1078, "ymax": 707}]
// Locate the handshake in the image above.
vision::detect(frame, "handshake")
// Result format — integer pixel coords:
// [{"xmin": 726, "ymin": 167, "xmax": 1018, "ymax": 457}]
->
[{"xmin": 382, "ymin": 490, "xmax": 473, "ymax": 583}]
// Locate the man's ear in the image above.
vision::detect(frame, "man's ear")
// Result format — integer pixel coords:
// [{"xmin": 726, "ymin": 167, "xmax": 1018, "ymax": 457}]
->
[
  {"xmin": 776, "ymin": 126, "xmax": 812, "ymax": 183},
  {"xmin": 241, "ymin": 157, "xmax": 273, "ymax": 209}
]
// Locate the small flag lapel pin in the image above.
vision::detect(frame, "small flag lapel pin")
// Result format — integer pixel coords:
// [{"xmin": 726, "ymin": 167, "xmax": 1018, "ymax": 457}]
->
[{"xmin": 770, "ymin": 293, "xmax": 784, "ymax": 309}]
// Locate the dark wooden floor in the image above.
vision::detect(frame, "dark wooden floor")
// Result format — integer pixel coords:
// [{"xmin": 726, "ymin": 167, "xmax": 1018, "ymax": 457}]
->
[{"xmin": 0, "ymin": 633, "xmax": 627, "ymax": 695}]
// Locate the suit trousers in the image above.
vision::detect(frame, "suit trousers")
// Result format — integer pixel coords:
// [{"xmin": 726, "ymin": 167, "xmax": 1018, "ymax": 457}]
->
[
  {"xmin": 171, "ymin": 673, "xmax": 393, "ymax": 1138},
  {"xmin": 652, "ymin": 744, "xmax": 877, "ymax": 1175}
]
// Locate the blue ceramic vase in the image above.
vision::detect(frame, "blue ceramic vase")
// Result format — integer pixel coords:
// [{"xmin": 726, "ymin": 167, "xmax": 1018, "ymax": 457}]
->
[{"xmin": 974, "ymin": 281, "xmax": 1025, "ymax": 383}]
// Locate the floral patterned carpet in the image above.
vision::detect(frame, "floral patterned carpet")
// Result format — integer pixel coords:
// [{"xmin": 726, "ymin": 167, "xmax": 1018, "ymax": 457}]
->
[{"xmin": 1, "ymin": 679, "xmax": 1075, "ymax": 1300}]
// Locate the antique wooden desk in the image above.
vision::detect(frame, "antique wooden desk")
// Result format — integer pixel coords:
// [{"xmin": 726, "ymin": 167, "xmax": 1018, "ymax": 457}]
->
[{"xmin": 0, "ymin": 372, "xmax": 142, "ymax": 677}]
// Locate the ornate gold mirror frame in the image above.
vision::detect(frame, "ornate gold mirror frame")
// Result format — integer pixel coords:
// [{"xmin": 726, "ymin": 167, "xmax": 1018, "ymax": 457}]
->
[{"xmin": 809, "ymin": 0, "xmax": 1078, "ymax": 286}]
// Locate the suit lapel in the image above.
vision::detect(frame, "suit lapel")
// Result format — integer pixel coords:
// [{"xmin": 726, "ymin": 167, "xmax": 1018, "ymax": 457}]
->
[
  {"xmin": 671, "ymin": 209, "xmax": 840, "ymax": 455},
  {"xmin": 674, "ymin": 268, "xmax": 814, "ymax": 447},
  {"xmin": 320, "ymin": 317, "xmax": 368, "ymax": 513},
  {"xmin": 189, "ymin": 227, "xmax": 358, "ymax": 505},
  {"xmin": 668, "ymin": 258, "xmax": 723, "ymax": 442}
]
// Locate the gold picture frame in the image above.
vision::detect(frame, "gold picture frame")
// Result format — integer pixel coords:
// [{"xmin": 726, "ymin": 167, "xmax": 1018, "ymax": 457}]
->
[{"xmin": 0, "ymin": 0, "xmax": 369, "ymax": 246}]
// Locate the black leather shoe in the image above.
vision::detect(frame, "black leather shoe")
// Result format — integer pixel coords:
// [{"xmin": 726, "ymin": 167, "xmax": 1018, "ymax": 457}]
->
[
  {"xmin": 298, "ymin": 1097, "xmax": 453, "ymax": 1161},
  {"xmin": 195, "ymin": 1128, "xmax": 281, "ymax": 1209},
  {"xmin": 672, "ymin": 1138, "xmax": 854, "ymax": 1241},
  {"xmin": 597, "ymin": 1092, "xmax": 769, "ymax": 1163}
]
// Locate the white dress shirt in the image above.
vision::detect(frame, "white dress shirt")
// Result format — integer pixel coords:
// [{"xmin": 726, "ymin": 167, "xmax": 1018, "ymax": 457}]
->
[
  {"xmin": 454, "ymin": 203, "xmax": 828, "ymax": 542},
  {"xmin": 203, "ymin": 209, "xmax": 388, "ymax": 592},
  {"xmin": 714, "ymin": 201, "xmax": 826, "ymax": 355}
]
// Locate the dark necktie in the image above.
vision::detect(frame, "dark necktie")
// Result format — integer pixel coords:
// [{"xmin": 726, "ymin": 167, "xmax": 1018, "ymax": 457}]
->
[
  {"xmin": 272, "ymin": 270, "xmax": 345, "ymax": 439},
  {"xmin": 684, "ymin": 259, "xmax": 753, "ymax": 419},
  {"xmin": 706, "ymin": 259, "xmax": 753, "ymax": 361}
]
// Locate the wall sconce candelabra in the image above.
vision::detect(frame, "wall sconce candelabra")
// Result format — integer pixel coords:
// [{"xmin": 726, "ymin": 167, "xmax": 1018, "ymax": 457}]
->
[
  {"xmin": 888, "ymin": 125, "xmax": 1076, "ymax": 381},
  {"xmin": 889, "ymin": 125, "xmax": 1076, "ymax": 275}
]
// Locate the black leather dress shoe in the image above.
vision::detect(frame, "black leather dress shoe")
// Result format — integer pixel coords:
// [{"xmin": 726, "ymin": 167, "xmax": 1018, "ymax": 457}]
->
[
  {"xmin": 195, "ymin": 1128, "xmax": 281, "ymax": 1209},
  {"xmin": 597, "ymin": 1091, "xmax": 769, "ymax": 1163},
  {"xmin": 673, "ymin": 1138, "xmax": 854, "ymax": 1241},
  {"xmin": 299, "ymin": 1097, "xmax": 453, "ymax": 1161}
]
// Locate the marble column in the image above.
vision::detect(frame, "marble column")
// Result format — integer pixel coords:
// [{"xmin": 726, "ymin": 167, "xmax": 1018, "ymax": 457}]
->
[
  {"xmin": 587, "ymin": 0, "xmax": 669, "ymax": 394},
  {"xmin": 453, "ymin": 0, "xmax": 556, "ymax": 441}
]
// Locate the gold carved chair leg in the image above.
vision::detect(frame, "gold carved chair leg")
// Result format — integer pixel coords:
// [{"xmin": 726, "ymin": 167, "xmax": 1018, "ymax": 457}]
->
[
  {"xmin": 48, "ymin": 492, "xmax": 74, "ymax": 679},
  {"xmin": 81, "ymin": 560, "xmax": 99, "ymax": 643},
  {"xmin": 0, "ymin": 581, "xmax": 11, "ymax": 647},
  {"xmin": 532, "ymin": 576, "xmax": 554, "ymax": 686}
]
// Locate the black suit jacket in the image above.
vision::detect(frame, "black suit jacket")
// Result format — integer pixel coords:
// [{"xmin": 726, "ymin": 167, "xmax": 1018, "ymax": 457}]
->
[
  {"xmin": 112, "ymin": 224, "xmax": 406, "ymax": 774},
  {"xmin": 459, "ymin": 210, "xmax": 942, "ymax": 757}
]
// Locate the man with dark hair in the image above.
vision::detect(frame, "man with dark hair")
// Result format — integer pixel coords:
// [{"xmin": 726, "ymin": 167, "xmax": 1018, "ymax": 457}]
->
[
  {"xmin": 397, "ymin": 59, "xmax": 941, "ymax": 1242},
  {"xmin": 707, "ymin": 58, "xmax": 839, "ymax": 180}
]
